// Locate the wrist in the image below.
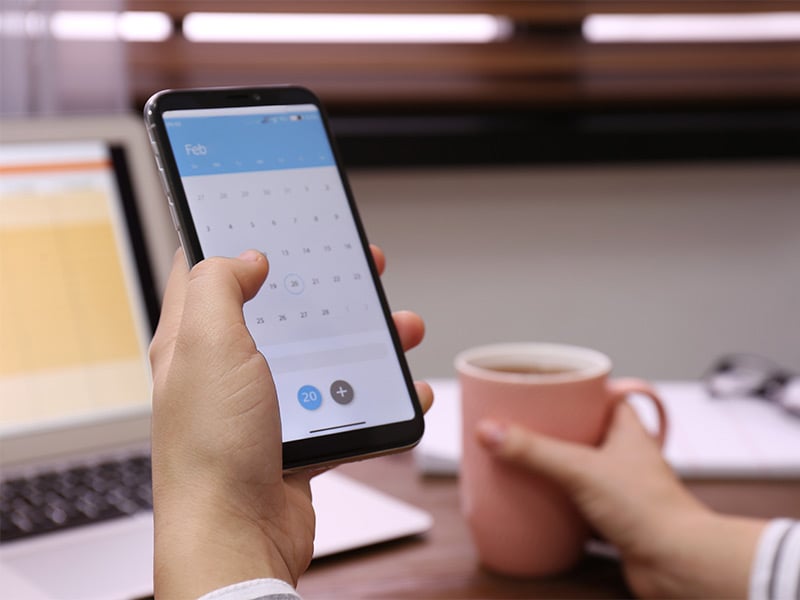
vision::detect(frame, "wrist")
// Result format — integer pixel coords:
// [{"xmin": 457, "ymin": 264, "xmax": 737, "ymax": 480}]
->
[
  {"xmin": 626, "ymin": 511, "xmax": 765, "ymax": 599},
  {"xmin": 153, "ymin": 487, "xmax": 295, "ymax": 598}
]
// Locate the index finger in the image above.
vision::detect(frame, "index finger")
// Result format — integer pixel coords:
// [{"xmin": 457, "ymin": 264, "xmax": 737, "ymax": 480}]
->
[
  {"xmin": 148, "ymin": 248, "xmax": 190, "ymax": 368},
  {"xmin": 370, "ymin": 244, "xmax": 385, "ymax": 276}
]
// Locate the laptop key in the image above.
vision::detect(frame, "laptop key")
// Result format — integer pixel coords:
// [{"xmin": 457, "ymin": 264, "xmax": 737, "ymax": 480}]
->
[
  {"xmin": 43, "ymin": 502, "xmax": 70, "ymax": 526},
  {"xmin": 134, "ymin": 482, "xmax": 153, "ymax": 508},
  {"xmin": 9, "ymin": 509, "xmax": 35, "ymax": 534}
]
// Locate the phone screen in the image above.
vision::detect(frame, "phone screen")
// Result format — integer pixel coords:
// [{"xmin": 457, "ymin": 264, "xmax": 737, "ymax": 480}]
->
[{"xmin": 155, "ymin": 100, "xmax": 418, "ymax": 452}]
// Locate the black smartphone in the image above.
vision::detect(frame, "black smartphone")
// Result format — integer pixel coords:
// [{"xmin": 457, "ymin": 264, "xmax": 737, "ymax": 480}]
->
[{"xmin": 144, "ymin": 86, "xmax": 424, "ymax": 470}]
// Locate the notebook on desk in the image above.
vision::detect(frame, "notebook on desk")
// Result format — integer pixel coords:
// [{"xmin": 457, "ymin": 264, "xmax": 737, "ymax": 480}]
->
[
  {"xmin": 0, "ymin": 116, "xmax": 431, "ymax": 600},
  {"xmin": 416, "ymin": 378, "xmax": 800, "ymax": 478}
]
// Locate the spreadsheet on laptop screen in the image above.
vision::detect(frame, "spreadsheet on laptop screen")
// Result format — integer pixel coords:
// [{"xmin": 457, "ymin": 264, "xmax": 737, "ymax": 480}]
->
[{"xmin": 0, "ymin": 141, "xmax": 152, "ymax": 432}]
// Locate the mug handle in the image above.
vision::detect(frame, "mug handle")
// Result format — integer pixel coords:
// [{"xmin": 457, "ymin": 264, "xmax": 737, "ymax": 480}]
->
[{"xmin": 607, "ymin": 378, "xmax": 668, "ymax": 446}]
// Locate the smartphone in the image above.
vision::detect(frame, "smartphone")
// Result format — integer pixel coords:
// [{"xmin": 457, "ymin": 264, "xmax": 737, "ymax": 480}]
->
[{"xmin": 144, "ymin": 86, "xmax": 424, "ymax": 470}]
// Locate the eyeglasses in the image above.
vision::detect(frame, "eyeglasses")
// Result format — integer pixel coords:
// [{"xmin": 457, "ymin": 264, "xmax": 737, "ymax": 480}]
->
[{"xmin": 704, "ymin": 353, "xmax": 800, "ymax": 417}]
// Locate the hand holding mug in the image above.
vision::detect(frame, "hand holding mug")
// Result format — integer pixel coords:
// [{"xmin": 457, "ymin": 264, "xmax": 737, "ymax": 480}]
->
[
  {"xmin": 478, "ymin": 400, "xmax": 764, "ymax": 599},
  {"xmin": 456, "ymin": 343, "xmax": 668, "ymax": 577}
]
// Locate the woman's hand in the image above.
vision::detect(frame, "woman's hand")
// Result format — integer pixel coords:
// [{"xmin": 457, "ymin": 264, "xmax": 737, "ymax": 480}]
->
[
  {"xmin": 477, "ymin": 402, "xmax": 765, "ymax": 598},
  {"xmin": 150, "ymin": 246, "xmax": 430, "ymax": 598}
]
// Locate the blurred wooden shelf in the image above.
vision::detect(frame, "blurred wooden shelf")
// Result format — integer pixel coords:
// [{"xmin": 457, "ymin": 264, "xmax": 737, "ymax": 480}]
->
[
  {"xmin": 128, "ymin": 39, "xmax": 800, "ymax": 111},
  {"xmin": 117, "ymin": 1, "xmax": 800, "ymax": 116}
]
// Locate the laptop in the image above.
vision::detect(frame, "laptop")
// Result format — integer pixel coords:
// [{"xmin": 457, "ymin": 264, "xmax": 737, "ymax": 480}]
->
[
  {"xmin": 0, "ymin": 115, "xmax": 170, "ymax": 600},
  {"xmin": 0, "ymin": 115, "xmax": 432, "ymax": 600}
]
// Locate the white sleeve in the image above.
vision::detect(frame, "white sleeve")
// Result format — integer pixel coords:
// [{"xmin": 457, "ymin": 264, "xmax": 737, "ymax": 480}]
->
[
  {"xmin": 197, "ymin": 578, "xmax": 302, "ymax": 600},
  {"xmin": 749, "ymin": 519, "xmax": 800, "ymax": 600}
]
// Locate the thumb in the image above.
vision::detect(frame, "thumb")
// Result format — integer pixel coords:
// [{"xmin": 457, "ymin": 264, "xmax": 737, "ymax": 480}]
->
[
  {"xmin": 476, "ymin": 420, "xmax": 596, "ymax": 492},
  {"xmin": 180, "ymin": 250, "xmax": 269, "ymax": 342}
]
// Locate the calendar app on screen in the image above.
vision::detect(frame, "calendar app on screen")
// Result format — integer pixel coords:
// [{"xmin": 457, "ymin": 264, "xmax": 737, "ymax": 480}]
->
[{"xmin": 161, "ymin": 105, "xmax": 414, "ymax": 442}]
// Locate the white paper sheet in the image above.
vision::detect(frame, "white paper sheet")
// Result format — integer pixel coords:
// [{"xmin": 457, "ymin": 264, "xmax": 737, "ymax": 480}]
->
[{"xmin": 415, "ymin": 379, "xmax": 800, "ymax": 478}]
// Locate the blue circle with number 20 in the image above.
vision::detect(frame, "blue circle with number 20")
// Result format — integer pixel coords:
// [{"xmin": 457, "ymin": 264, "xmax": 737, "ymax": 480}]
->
[{"xmin": 297, "ymin": 385, "xmax": 322, "ymax": 410}]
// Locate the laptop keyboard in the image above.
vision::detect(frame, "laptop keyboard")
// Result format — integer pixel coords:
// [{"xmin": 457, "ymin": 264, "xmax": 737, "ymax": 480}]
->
[{"xmin": 0, "ymin": 454, "xmax": 152, "ymax": 543}]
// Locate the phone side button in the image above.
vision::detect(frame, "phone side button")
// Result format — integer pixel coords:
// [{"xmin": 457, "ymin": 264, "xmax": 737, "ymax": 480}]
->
[
  {"xmin": 177, "ymin": 228, "xmax": 189, "ymax": 250},
  {"xmin": 167, "ymin": 203, "xmax": 181, "ymax": 230},
  {"xmin": 156, "ymin": 174, "xmax": 171, "ymax": 200}
]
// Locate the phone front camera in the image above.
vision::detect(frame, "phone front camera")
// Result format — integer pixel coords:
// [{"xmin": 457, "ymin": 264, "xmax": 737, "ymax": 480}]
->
[{"xmin": 253, "ymin": 94, "xmax": 261, "ymax": 101}]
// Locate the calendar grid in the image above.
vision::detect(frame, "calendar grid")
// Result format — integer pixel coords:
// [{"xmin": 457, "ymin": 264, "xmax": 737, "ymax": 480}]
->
[{"xmin": 180, "ymin": 164, "xmax": 413, "ymax": 441}]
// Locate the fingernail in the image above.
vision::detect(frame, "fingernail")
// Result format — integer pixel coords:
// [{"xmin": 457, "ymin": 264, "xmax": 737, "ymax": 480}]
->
[
  {"xmin": 238, "ymin": 249, "xmax": 262, "ymax": 262},
  {"xmin": 477, "ymin": 420, "xmax": 509, "ymax": 449}
]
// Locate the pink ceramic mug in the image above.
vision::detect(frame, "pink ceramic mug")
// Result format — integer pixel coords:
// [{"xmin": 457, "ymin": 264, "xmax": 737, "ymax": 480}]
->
[{"xmin": 456, "ymin": 343, "xmax": 667, "ymax": 577}]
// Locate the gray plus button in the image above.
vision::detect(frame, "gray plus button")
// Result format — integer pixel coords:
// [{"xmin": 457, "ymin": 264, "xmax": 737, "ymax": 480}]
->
[{"xmin": 330, "ymin": 380, "xmax": 354, "ymax": 405}]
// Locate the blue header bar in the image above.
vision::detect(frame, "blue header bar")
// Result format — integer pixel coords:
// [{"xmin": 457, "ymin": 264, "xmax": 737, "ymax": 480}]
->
[{"xmin": 163, "ymin": 107, "xmax": 335, "ymax": 176}]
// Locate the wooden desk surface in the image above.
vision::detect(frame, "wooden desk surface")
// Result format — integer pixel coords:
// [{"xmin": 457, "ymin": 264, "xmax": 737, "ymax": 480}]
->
[
  {"xmin": 298, "ymin": 453, "xmax": 630, "ymax": 599},
  {"xmin": 298, "ymin": 452, "xmax": 800, "ymax": 599}
]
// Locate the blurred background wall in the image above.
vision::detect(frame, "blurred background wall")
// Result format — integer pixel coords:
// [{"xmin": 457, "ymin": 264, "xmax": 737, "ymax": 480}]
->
[
  {"xmin": 350, "ymin": 162, "xmax": 800, "ymax": 379},
  {"xmin": 2, "ymin": 0, "xmax": 798, "ymax": 378}
]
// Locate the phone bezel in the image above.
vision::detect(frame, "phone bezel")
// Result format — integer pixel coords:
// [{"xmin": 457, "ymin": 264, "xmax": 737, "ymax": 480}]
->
[{"xmin": 144, "ymin": 85, "xmax": 424, "ymax": 470}]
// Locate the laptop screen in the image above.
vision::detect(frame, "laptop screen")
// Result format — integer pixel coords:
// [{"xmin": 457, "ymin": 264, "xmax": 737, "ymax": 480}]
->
[{"xmin": 0, "ymin": 140, "xmax": 156, "ymax": 435}]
